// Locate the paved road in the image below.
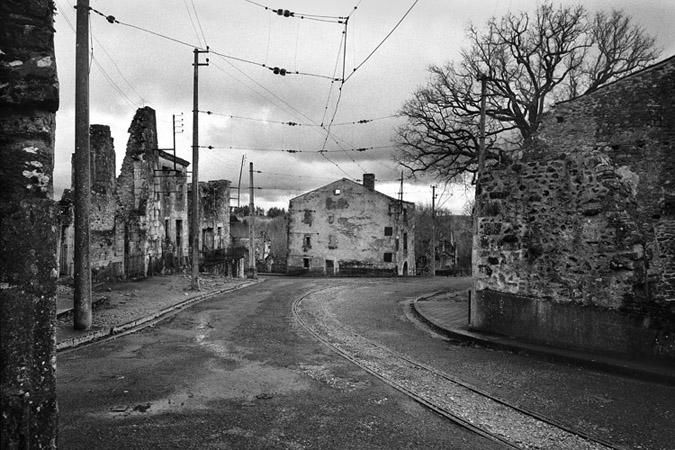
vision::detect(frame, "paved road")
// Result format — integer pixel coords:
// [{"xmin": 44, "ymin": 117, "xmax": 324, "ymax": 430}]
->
[{"xmin": 57, "ymin": 277, "xmax": 674, "ymax": 449}]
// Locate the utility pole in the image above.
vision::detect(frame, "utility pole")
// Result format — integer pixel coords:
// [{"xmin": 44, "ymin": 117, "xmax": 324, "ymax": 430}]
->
[
  {"xmin": 430, "ymin": 185, "xmax": 437, "ymax": 277},
  {"xmin": 237, "ymin": 154, "xmax": 245, "ymax": 207},
  {"xmin": 247, "ymin": 162, "xmax": 257, "ymax": 279},
  {"xmin": 73, "ymin": 0, "xmax": 91, "ymax": 330},
  {"xmin": 191, "ymin": 47, "xmax": 209, "ymax": 290}
]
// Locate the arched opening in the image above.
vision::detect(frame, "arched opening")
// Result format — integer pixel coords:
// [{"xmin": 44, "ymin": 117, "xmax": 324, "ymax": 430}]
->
[{"xmin": 402, "ymin": 261, "xmax": 408, "ymax": 276}]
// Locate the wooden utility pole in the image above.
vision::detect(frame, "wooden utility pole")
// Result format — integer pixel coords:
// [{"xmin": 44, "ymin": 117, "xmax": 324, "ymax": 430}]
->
[
  {"xmin": 430, "ymin": 185, "xmax": 437, "ymax": 277},
  {"xmin": 73, "ymin": 0, "xmax": 92, "ymax": 329},
  {"xmin": 247, "ymin": 162, "xmax": 257, "ymax": 278},
  {"xmin": 191, "ymin": 48, "xmax": 209, "ymax": 290}
]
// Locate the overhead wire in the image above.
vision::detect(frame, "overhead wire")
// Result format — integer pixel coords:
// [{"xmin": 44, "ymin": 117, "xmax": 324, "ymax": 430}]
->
[
  {"xmin": 199, "ymin": 110, "xmax": 397, "ymax": 127},
  {"xmin": 242, "ymin": 0, "xmax": 347, "ymax": 24},
  {"xmin": 190, "ymin": 0, "xmax": 209, "ymax": 47},
  {"xmin": 183, "ymin": 0, "xmax": 204, "ymax": 47},
  {"xmin": 86, "ymin": 5, "xmax": 340, "ymax": 81},
  {"xmin": 56, "ymin": 0, "xmax": 141, "ymax": 108},
  {"xmin": 200, "ymin": 144, "xmax": 392, "ymax": 153},
  {"xmin": 344, "ymin": 0, "xmax": 420, "ymax": 84}
]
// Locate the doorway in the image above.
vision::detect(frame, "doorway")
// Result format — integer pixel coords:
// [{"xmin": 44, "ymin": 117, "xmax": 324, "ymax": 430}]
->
[{"xmin": 326, "ymin": 259, "xmax": 335, "ymax": 276}]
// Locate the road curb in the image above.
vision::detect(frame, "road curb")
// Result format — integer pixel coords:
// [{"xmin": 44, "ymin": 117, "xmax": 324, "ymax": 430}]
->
[
  {"xmin": 57, "ymin": 279, "xmax": 260, "ymax": 352},
  {"xmin": 411, "ymin": 293, "xmax": 675, "ymax": 386}
]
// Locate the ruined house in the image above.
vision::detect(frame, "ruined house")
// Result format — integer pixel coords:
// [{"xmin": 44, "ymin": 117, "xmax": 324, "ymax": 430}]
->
[
  {"xmin": 472, "ymin": 56, "xmax": 675, "ymax": 360},
  {"xmin": 57, "ymin": 107, "xmax": 197, "ymax": 280},
  {"xmin": 416, "ymin": 214, "xmax": 472, "ymax": 275},
  {"xmin": 287, "ymin": 174, "xmax": 415, "ymax": 276},
  {"xmin": 188, "ymin": 179, "xmax": 246, "ymax": 276}
]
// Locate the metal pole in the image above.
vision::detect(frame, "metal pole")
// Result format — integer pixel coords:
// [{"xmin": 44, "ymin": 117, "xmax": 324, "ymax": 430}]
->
[
  {"xmin": 191, "ymin": 48, "xmax": 209, "ymax": 289},
  {"xmin": 73, "ymin": 0, "xmax": 92, "ymax": 330},
  {"xmin": 247, "ymin": 162, "xmax": 257, "ymax": 278}
]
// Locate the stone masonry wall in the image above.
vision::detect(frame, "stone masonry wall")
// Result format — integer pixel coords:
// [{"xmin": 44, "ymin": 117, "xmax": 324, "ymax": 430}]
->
[
  {"xmin": 0, "ymin": 0, "xmax": 59, "ymax": 446},
  {"xmin": 473, "ymin": 57, "xmax": 675, "ymax": 359}
]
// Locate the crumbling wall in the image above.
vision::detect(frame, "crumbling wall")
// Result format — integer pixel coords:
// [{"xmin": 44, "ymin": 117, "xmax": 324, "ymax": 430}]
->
[
  {"xmin": 0, "ymin": 0, "xmax": 59, "ymax": 446},
  {"xmin": 89, "ymin": 125, "xmax": 122, "ymax": 279},
  {"xmin": 472, "ymin": 57, "xmax": 675, "ymax": 359},
  {"xmin": 189, "ymin": 180, "xmax": 232, "ymax": 272},
  {"xmin": 116, "ymin": 107, "xmax": 161, "ymax": 278}
]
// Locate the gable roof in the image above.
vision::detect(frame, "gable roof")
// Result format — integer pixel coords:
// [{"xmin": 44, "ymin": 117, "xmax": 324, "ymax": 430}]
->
[{"xmin": 290, "ymin": 177, "xmax": 415, "ymax": 207}]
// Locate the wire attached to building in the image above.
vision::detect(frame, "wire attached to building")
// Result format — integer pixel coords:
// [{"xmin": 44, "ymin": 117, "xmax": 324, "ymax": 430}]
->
[{"xmin": 199, "ymin": 110, "xmax": 397, "ymax": 127}]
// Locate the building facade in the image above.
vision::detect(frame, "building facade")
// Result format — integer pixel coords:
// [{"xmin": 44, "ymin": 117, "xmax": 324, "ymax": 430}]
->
[
  {"xmin": 287, "ymin": 174, "xmax": 415, "ymax": 276},
  {"xmin": 472, "ymin": 56, "xmax": 675, "ymax": 359}
]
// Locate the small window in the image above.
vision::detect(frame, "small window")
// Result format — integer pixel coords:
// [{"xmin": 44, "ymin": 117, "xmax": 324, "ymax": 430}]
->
[
  {"xmin": 384, "ymin": 226, "xmax": 393, "ymax": 236},
  {"xmin": 395, "ymin": 237, "xmax": 400, "ymax": 251},
  {"xmin": 403, "ymin": 232, "xmax": 408, "ymax": 251},
  {"xmin": 303, "ymin": 258, "xmax": 310, "ymax": 269},
  {"xmin": 328, "ymin": 234, "xmax": 337, "ymax": 249},
  {"xmin": 384, "ymin": 253, "xmax": 393, "ymax": 262},
  {"xmin": 334, "ymin": 189, "xmax": 341, "ymax": 195},
  {"xmin": 303, "ymin": 234, "xmax": 312, "ymax": 251}
]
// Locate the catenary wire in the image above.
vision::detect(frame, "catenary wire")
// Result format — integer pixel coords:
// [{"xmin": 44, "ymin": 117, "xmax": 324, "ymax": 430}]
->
[{"xmin": 344, "ymin": 0, "xmax": 420, "ymax": 84}]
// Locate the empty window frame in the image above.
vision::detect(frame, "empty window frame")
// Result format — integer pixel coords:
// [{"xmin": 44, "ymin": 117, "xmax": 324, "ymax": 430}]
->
[
  {"xmin": 334, "ymin": 188, "xmax": 341, "ymax": 195},
  {"xmin": 303, "ymin": 257, "xmax": 310, "ymax": 269},
  {"xmin": 384, "ymin": 226, "xmax": 393, "ymax": 236},
  {"xmin": 384, "ymin": 252, "xmax": 393, "ymax": 262},
  {"xmin": 328, "ymin": 234, "xmax": 338, "ymax": 249},
  {"xmin": 403, "ymin": 232, "xmax": 408, "ymax": 251},
  {"xmin": 303, "ymin": 235, "xmax": 312, "ymax": 249}
]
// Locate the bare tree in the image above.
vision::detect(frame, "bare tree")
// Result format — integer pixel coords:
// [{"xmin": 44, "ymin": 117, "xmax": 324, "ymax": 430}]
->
[{"xmin": 397, "ymin": 2, "xmax": 659, "ymax": 182}]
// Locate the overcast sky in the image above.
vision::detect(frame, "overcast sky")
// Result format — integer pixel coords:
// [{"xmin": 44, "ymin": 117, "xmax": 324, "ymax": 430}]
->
[{"xmin": 52, "ymin": 0, "xmax": 675, "ymax": 212}]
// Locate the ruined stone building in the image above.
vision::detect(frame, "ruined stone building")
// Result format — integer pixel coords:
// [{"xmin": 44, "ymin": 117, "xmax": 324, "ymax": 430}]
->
[
  {"xmin": 473, "ymin": 56, "xmax": 675, "ymax": 360},
  {"xmin": 287, "ymin": 174, "xmax": 415, "ymax": 276},
  {"xmin": 57, "ymin": 107, "xmax": 237, "ymax": 280}
]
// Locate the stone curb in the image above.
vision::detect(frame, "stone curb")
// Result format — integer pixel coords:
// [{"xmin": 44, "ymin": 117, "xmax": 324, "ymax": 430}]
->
[
  {"xmin": 56, "ymin": 279, "xmax": 260, "ymax": 352},
  {"xmin": 411, "ymin": 293, "xmax": 675, "ymax": 386}
]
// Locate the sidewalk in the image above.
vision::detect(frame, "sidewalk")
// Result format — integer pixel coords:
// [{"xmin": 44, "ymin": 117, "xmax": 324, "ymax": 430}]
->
[
  {"xmin": 413, "ymin": 291, "xmax": 675, "ymax": 385},
  {"xmin": 56, "ymin": 274, "xmax": 258, "ymax": 352}
]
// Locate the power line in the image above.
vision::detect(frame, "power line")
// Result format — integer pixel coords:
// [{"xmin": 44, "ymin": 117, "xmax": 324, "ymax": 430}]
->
[
  {"xmin": 190, "ymin": 0, "xmax": 209, "ymax": 47},
  {"xmin": 344, "ymin": 0, "xmax": 420, "ymax": 84},
  {"xmin": 242, "ymin": 0, "xmax": 347, "ymax": 24},
  {"xmin": 199, "ymin": 110, "xmax": 397, "ymax": 127},
  {"xmin": 200, "ymin": 144, "xmax": 392, "ymax": 153},
  {"xmin": 183, "ymin": 0, "xmax": 204, "ymax": 47},
  {"xmin": 86, "ymin": 5, "xmax": 340, "ymax": 81},
  {"xmin": 56, "ymin": 1, "xmax": 141, "ymax": 108}
]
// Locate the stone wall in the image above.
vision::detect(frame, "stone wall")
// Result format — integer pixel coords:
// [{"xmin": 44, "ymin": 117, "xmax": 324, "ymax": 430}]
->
[
  {"xmin": 0, "ymin": 0, "xmax": 59, "ymax": 446},
  {"xmin": 472, "ymin": 56, "xmax": 675, "ymax": 359},
  {"xmin": 189, "ymin": 180, "xmax": 233, "ymax": 273},
  {"xmin": 287, "ymin": 177, "xmax": 415, "ymax": 276},
  {"xmin": 57, "ymin": 107, "xmax": 191, "ymax": 280}
]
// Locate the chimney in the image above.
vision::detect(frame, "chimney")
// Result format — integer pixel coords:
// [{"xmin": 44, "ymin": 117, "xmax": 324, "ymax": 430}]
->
[{"xmin": 363, "ymin": 173, "xmax": 375, "ymax": 191}]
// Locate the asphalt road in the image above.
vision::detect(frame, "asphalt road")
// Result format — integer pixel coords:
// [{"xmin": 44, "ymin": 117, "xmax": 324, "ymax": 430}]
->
[{"xmin": 57, "ymin": 277, "xmax": 674, "ymax": 449}]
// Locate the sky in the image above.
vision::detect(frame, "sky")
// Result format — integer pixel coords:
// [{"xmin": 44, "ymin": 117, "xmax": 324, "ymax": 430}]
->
[{"xmin": 52, "ymin": 0, "xmax": 675, "ymax": 213}]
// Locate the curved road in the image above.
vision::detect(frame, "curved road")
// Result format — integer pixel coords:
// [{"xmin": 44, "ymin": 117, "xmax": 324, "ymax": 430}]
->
[{"xmin": 57, "ymin": 277, "xmax": 674, "ymax": 449}]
